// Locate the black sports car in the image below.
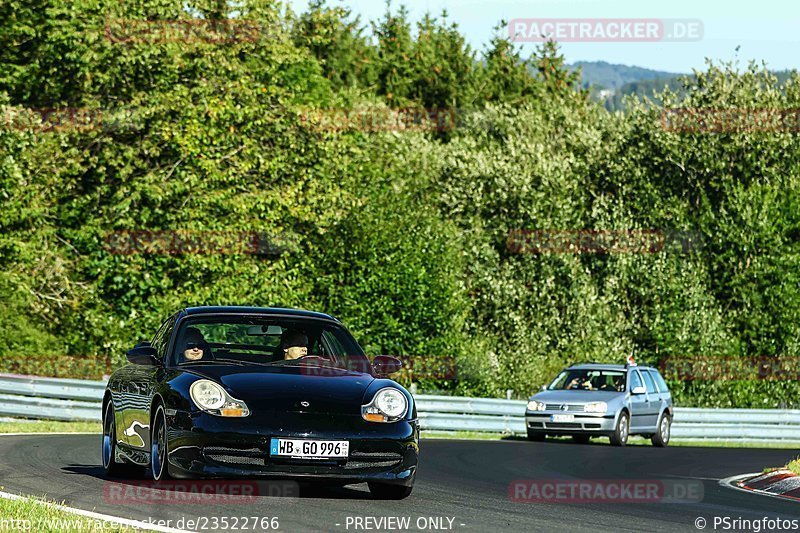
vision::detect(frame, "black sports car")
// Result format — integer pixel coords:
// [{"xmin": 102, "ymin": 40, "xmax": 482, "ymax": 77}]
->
[{"xmin": 101, "ymin": 306, "xmax": 419, "ymax": 499}]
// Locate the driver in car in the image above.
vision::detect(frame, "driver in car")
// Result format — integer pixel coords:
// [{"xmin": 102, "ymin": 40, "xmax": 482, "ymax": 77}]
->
[
  {"xmin": 568, "ymin": 374, "xmax": 593, "ymax": 390},
  {"xmin": 182, "ymin": 327, "xmax": 211, "ymax": 362},
  {"xmin": 282, "ymin": 331, "xmax": 309, "ymax": 360}
]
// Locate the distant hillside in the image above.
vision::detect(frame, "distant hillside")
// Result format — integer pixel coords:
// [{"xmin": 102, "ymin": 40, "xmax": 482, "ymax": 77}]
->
[
  {"xmin": 603, "ymin": 76, "xmax": 689, "ymax": 110},
  {"xmin": 570, "ymin": 61, "xmax": 798, "ymax": 111},
  {"xmin": 569, "ymin": 61, "xmax": 683, "ymax": 91}
]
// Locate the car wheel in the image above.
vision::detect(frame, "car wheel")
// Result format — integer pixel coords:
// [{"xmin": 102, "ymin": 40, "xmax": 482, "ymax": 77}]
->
[
  {"xmin": 572, "ymin": 434, "xmax": 591, "ymax": 444},
  {"xmin": 610, "ymin": 411, "xmax": 629, "ymax": 447},
  {"xmin": 526, "ymin": 429, "xmax": 546, "ymax": 442},
  {"xmin": 651, "ymin": 414, "xmax": 671, "ymax": 447},
  {"xmin": 151, "ymin": 405, "xmax": 172, "ymax": 481},
  {"xmin": 368, "ymin": 483, "xmax": 413, "ymax": 500},
  {"xmin": 102, "ymin": 402, "xmax": 145, "ymax": 478}
]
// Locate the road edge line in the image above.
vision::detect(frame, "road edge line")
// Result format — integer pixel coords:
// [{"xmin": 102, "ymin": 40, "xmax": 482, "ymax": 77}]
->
[{"xmin": 0, "ymin": 490, "xmax": 195, "ymax": 533}]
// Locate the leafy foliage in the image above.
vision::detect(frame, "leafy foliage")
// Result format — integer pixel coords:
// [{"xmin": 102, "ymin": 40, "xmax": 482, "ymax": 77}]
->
[{"xmin": 1, "ymin": 1, "xmax": 798, "ymax": 407}]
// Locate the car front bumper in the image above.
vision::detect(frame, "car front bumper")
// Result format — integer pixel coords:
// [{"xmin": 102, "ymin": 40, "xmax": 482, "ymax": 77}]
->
[
  {"xmin": 525, "ymin": 411, "xmax": 617, "ymax": 435},
  {"xmin": 165, "ymin": 410, "xmax": 419, "ymax": 486}
]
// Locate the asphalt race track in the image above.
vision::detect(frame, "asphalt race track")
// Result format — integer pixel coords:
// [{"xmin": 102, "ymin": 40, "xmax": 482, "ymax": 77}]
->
[{"xmin": 1, "ymin": 434, "xmax": 799, "ymax": 532}]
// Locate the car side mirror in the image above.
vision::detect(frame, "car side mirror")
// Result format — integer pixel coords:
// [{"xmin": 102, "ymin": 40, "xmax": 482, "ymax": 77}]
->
[
  {"xmin": 631, "ymin": 386, "xmax": 646, "ymax": 395},
  {"xmin": 126, "ymin": 345, "xmax": 161, "ymax": 366},
  {"xmin": 134, "ymin": 340, "xmax": 151, "ymax": 349},
  {"xmin": 372, "ymin": 355, "xmax": 402, "ymax": 377},
  {"xmin": 540, "ymin": 385, "xmax": 547, "ymax": 391}
]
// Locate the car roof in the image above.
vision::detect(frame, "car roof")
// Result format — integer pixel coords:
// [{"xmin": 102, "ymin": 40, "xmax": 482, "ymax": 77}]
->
[
  {"xmin": 182, "ymin": 306, "xmax": 339, "ymax": 322},
  {"xmin": 568, "ymin": 363, "xmax": 658, "ymax": 372}
]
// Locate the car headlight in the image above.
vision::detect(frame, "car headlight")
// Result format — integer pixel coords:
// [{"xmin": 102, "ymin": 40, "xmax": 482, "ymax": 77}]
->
[
  {"xmin": 527, "ymin": 400, "xmax": 546, "ymax": 411},
  {"xmin": 190, "ymin": 379, "xmax": 250, "ymax": 417},
  {"xmin": 362, "ymin": 388, "xmax": 408, "ymax": 423},
  {"xmin": 583, "ymin": 401, "xmax": 608, "ymax": 413}
]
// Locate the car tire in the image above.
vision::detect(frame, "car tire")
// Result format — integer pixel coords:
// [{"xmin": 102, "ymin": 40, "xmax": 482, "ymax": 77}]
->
[
  {"xmin": 151, "ymin": 405, "xmax": 172, "ymax": 481},
  {"xmin": 368, "ymin": 483, "xmax": 413, "ymax": 500},
  {"xmin": 526, "ymin": 429, "xmax": 546, "ymax": 442},
  {"xmin": 651, "ymin": 413, "xmax": 671, "ymax": 447},
  {"xmin": 102, "ymin": 402, "xmax": 145, "ymax": 478},
  {"xmin": 609, "ymin": 411, "xmax": 629, "ymax": 447},
  {"xmin": 572, "ymin": 434, "xmax": 591, "ymax": 444}
]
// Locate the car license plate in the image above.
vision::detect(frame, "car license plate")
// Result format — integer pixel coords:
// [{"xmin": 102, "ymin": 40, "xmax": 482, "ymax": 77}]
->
[
  {"xmin": 269, "ymin": 438, "xmax": 349, "ymax": 459},
  {"xmin": 551, "ymin": 414, "xmax": 575, "ymax": 422}
]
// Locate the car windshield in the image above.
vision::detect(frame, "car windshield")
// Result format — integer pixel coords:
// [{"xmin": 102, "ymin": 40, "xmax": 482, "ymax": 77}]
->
[
  {"xmin": 171, "ymin": 317, "xmax": 365, "ymax": 368},
  {"xmin": 548, "ymin": 369, "xmax": 626, "ymax": 392}
]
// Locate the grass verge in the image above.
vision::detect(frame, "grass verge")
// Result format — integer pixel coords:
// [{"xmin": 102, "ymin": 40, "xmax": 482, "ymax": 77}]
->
[
  {"xmin": 786, "ymin": 458, "xmax": 800, "ymax": 475},
  {"xmin": 0, "ymin": 419, "xmax": 100, "ymax": 434},
  {"xmin": 0, "ymin": 495, "xmax": 134, "ymax": 532}
]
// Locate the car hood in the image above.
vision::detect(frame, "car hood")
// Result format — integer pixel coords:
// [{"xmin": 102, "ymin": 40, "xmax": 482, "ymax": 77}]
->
[
  {"xmin": 531, "ymin": 390, "xmax": 624, "ymax": 403},
  {"xmin": 183, "ymin": 364, "xmax": 375, "ymax": 415}
]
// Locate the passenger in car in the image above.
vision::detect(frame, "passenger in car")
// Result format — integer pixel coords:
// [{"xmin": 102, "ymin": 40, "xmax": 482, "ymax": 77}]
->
[{"xmin": 600, "ymin": 374, "xmax": 625, "ymax": 392}]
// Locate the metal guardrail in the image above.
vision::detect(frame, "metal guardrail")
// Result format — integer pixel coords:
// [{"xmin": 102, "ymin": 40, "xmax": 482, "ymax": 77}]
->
[
  {"xmin": 2, "ymin": 374, "xmax": 800, "ymax": 441},
  {"xmin": 0, "ymin": 374, "xmax": 105, "ymax": 421},
  {"xmin": 415, "ymin": 395, "xmax": 800, "ymax": 441}
]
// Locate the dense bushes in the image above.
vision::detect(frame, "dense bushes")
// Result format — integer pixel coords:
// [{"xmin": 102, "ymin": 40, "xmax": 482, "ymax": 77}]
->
[{"xmin": 1, "ymin": 1, "xmax": 799, "ymax": 406}]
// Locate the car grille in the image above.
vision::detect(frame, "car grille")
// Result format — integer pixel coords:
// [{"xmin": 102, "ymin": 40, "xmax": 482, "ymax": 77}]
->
[
  {"xmin": 545, "ymin": 404, "xmax": 585, "ymax": 412},
  {"xmin": 204, "ymin": 447, "xmax": 265, "ymax": 466},
  {"xmin": 202, "ymin": 447, "xmax": 402, "ymax": 470},
  {"xmin": 343, "ymin": 452, "xmax": 403, "ymax": 470},
  {"xmin": 545, "ymin": 422, "xmax": 582, "ymax": 429}
]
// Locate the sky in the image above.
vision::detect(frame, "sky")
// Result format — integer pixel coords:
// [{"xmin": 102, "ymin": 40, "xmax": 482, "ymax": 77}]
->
[{"xmin": 287, "ymin": 0, "xmax": 800, "ymax": 74}]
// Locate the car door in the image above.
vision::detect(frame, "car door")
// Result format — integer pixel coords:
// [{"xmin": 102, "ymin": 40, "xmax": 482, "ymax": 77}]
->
[
  {"xmin": 108, "ymin": 366, "xmax": 137, "ymax": 448},
  {"xmin": 627, "ymin": 369, "xmax": 648, "ymax": 431},
  {"xmin": 639, "ymin": 369, "xmax": 661, "ymax": 429},
  {"xmin": 124, "ymin": 315, "xmax": 175, "ymax": 451}
]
